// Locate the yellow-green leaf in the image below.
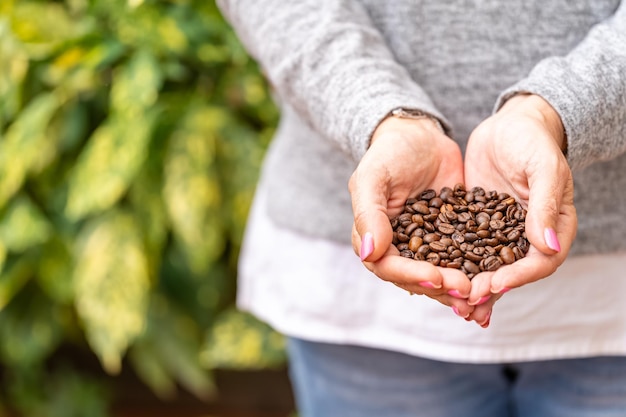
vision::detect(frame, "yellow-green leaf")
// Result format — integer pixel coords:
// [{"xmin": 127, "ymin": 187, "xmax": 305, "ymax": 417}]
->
[
  {"xmin": 9, "ymin": 1, "xmax": 92, "ymax": 59},
  {"xmin": 0, "ymin": 195, "xmax": 52, "ymax": 252},
  {"xmin": 200, "ymin": 308, "xmax": 286, "ymax": 370},
  {"xmin": 0, "ymin": 19, "xmax": 29, "ymax": 122},
  {"xmin": 0, "ymin": 92, "xmax": 61, "ymax": 208},
  {"xmin": 65, "ymin": 112, "xmax": 156, "ymax": 220},
  {"xmin": 110, "ymin": 50, "xmax": 161, "ymax": 118},
  {"xmin": 73, "ymin": 211, "xmax": 150, "ymax": 374},
  {"xmin": 163, "ymin": 106, "xmax": 226, "ymax": 274},
  {"xmin": 0, "ymin": 241, "xmax": 6, "ymax": 273}
]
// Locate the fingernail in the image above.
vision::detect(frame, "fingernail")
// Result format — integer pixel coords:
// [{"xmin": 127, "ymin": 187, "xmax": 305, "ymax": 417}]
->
[
  {"xmin": 448, "ymin": 289, "xmax": 466, "ymax": 299},
  {"xmin": 360, "ymin": 232, "xmax": 374, "ymax": 261},
  {"xmin": 479, "ymin": 310, "xmax": 492, "ymax": 328},
  {"xmin": 492, "ymin": 287, "xmax": 510, "ymax": 295},
  {"xmin": 452, "ymin": 306, "xmax": 468, "ymax": 318},
  {"xmin": 419, "ymin": 281, "xmax": 440, "ymax": 289},
  {"xmin": 469, "ymin": 295, "xmax": 491, "ymax": 306},
  {"xmin": 544, "ymin": 227, "xmax": 561, "ymax": 252}
]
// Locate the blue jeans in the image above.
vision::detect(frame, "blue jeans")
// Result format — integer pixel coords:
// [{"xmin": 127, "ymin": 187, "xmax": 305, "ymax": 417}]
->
[{"xmin": 287, "ymin": 337, "xmax": 626, "ymax": 417}]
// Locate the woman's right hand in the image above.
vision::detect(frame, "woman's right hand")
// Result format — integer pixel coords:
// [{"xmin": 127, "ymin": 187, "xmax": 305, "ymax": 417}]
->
[{"xmin": 349, "ymin": 115, "xmax": 474, "ymax": 318}]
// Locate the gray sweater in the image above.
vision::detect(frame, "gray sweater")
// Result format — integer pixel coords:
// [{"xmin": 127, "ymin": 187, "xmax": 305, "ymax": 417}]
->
[{"xmin": 218, "ymin": 0, "xmax": 626, "ymax": 256}]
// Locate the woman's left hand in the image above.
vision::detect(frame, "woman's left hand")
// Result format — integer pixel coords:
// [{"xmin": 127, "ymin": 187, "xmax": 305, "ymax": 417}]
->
[{"xmin": 463, "ymin": 94, "xmax": 578, "ymax": 327}]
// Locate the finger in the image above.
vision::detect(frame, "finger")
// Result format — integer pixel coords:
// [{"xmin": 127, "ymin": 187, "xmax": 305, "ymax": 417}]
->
[
  {"xmin": 349, "ymin": 166, "xmax": 395, "ymax": 262},
  {"xmin": 440, "ymin": 267, "xmax": 472, "ymax": 299},
  {"xmin": 525, "ymin": 154, "xmax": 570, "ymax": 255},
  {"xmin": 467, "ymin": 295, "xmax": 501, "ymax": 327},
  {"xmin": 488, "ymin": 247, "xmax": 561, "ymax": 293},
  {"xmin": 394, "ymin": 282, "xmax": 475, "ymax": 318},
  {"xmin": 366, "ymin": 249, "xmax": 444, "ymax": 289},
  {"xmin": 467, "ymin": 271, "xmax": 496, "ymax": 306}
]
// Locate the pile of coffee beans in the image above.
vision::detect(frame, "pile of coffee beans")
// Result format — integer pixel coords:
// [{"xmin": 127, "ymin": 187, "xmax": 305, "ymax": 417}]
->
[{"xmin": 390, "ymin": 184, "xmax": 530, "ymax": 279}]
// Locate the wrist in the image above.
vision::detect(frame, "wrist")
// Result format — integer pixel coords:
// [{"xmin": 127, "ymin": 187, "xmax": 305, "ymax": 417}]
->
[
  {"xmin": 371, "ymin": 109, "xmax": 446, "ymax": 147},
  {"xmin": 388, "ymin": 108, "xmax": 446, "ymax": 134},
  {"xmin": 500, "ymin": 94, "xmax": 567, "ymax": 154}
]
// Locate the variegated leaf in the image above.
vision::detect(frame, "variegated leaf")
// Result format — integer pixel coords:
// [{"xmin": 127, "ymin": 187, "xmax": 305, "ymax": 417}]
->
[{"xmin": 73, "ymin": 211, "xmax": 150, "ymax": 374}]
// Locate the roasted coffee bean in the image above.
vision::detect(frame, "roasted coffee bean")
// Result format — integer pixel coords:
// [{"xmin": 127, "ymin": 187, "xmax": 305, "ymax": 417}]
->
[
  {"xmin": 439, "ymin": 237, "xmax": 454, "ymax": 248},
  {"xmin": 484, "ymin": 238, "xmax": 500, "ymax": 247},
  {"xmin": 437, "ymin": 223, "xmax": 457, "ymax": 235},
  {"xmin": 408, "ymin": 236, "xmax": 423, "ymax": 252},
  {"xmin": 457, "ymin": 212, "xmax": 472, "ymax": 223},
  {"xmin": 447, "ymin": 261, "xmax": 462, "ymax": 269},
  {"xmin": 404, "ymin": 222, "xmax": 419, "ymax": 236},
  {"xmin": 485, "ymin": 246, "xmax": 497, "ymax": 256},
  {"xmin": 429, "ymin": 197, "xmax": 444, "ymax": 208},
  {"xmin": 429, "ymin": 241, "xmax": 448, "ymax": 252},
  {"xmin": 423, "ymin": 233, "xmax": 440, "ymax": 244},
  {"xmin": 464, "ymin": 251, "xmax": 483, "ymax": 263},
  {"xmin": 473, "ymin": 247, "xmax": 486, "ymax": 256},
  {"xmin": 397, "ymin": 243, "xmax": 409, "ymax": 251},
  {"xmin": 397, "ymin": 232, "xmax": 409, "ymax": 242},
  {"xmin": 417, "ymin": 244, "xmax": 431, "ymax": 257},
  {"xmin": 475, "ymin": 212, "xmax": 490, "ymax": 224},
  {"xmin": 411, "ymin": 214, "xmax": 425, "ymax": 226},
  {"xmin": 463, "ymin": 260, "xmax": 480, "ymax": 275},
  {"xmin": 481, "ymin": 255, "xmax": 503, "ymax": 272},
  {"xmin": 399, "ymin": 212, "xmax": 412, "ymax": 224},
  {"xmin": 426, "ymin": 252, "xmax": 441, "ymax": 265},
  {"xmin": 489, "ymin": 219, "xmax": 506, "ymax": 230},
  {"xmin": 390, "ymin": 184, "xmax": 530, "ymax": 279},
  {"xmin": 445, "ymin": 211, "xmax": 458, "ymax": 222},
  {"xmin": 500, "ymin": 246, "xmax": 516, "ymax": 264},
  {"xmin": 495, "ymin": 230, "xmax": 508, "ymax": 243},
  {"xmin": 464, "ymin": 232, "xmax": 479, "ymax": 242},
  {"xmin": 449, "ymin": 249, "xmax": 463, "ymax": 259},
  {"xmin": 492, "ymin": 211, "xmax": 504, "ymax": 221},
  {"xmin": 412, "ymin": 202, "xmax": 431, "ymax": 215},
  {"xmin": 420, "ymin": 189, "xmax": 437, "ymax": 200},
  {"xmin": 507, "ymin": 230, "xmax": 521, "ymax": 242}
]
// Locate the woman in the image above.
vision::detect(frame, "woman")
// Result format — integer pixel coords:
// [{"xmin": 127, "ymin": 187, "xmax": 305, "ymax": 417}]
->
[{"xmin": 218, "ymin": 1, "xmax": 626, "ymax": 415}]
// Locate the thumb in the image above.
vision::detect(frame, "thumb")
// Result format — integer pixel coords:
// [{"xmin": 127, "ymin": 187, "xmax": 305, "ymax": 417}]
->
[
  {"xmin": 525, "ymin": 166, "xmax": 565, "ymax": 255},
  {"xmin": 349, "ymin": 168, "xmax": 394, "ymax": 262}
]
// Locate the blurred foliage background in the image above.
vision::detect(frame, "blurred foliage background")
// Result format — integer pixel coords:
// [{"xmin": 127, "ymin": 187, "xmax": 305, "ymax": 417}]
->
[{"xmin": 0, "ymin": 0, "xmax": 284, "ymax": 415}]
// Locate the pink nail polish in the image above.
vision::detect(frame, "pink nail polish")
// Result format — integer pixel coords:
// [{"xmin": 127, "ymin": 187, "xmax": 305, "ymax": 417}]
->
[
  {"xmin": 472, "ymin": 295, "xmax": 491, "ymax": 306},
  {"xmin": 544, "ymin": 227, "xmax": 561, "ymax": 252},
  {"xmin": 452, "ymin": 306, "xmax": 465, "ymax": 317},
  {"xmin": 448, "ymin": 289, "xmax": 465, "ymax": 299},
  {"xmin": 360, "ymin": 232, "xmax": 374, "ymax": 261},
  {"xmin": 493, "ymin": 287, "xmax": 510, "ymax": 295},
  {"xmin": 480, "ymin": 310, "xmax": 492, "ymax": 328},
  {"xmin": 419, "ymin": 281, "xmax": 436, "ymax": 289}
]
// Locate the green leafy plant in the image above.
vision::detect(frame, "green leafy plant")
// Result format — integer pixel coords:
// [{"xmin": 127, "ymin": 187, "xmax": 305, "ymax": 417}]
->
[{"xmin": 0, "ymin": 0, "xmax": 283, "ymax": 414}]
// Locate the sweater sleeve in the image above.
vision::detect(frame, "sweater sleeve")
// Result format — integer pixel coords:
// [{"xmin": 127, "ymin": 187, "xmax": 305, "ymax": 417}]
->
[
  {"xmin": 216, "ymin": 0, "xmax": 448, "ymax": 161},
  {"xmin": 495, "ymin": 1, "xmax": 626, "ymax": 172}
]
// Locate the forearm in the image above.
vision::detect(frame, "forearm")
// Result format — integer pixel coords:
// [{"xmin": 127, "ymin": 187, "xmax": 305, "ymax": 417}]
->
[
  {"xmin": 495, "ymin": 1, "xmax": 626, "ymax": 171},
  {"xmin": 217, "ymin": 0, "xmax": 447, "ymax": 160}
]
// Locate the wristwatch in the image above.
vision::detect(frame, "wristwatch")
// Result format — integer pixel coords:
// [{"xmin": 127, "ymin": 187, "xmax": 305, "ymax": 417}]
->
[{"xmin": 389, "ymin": 107, "xmax": 445, "ymax": 134}]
